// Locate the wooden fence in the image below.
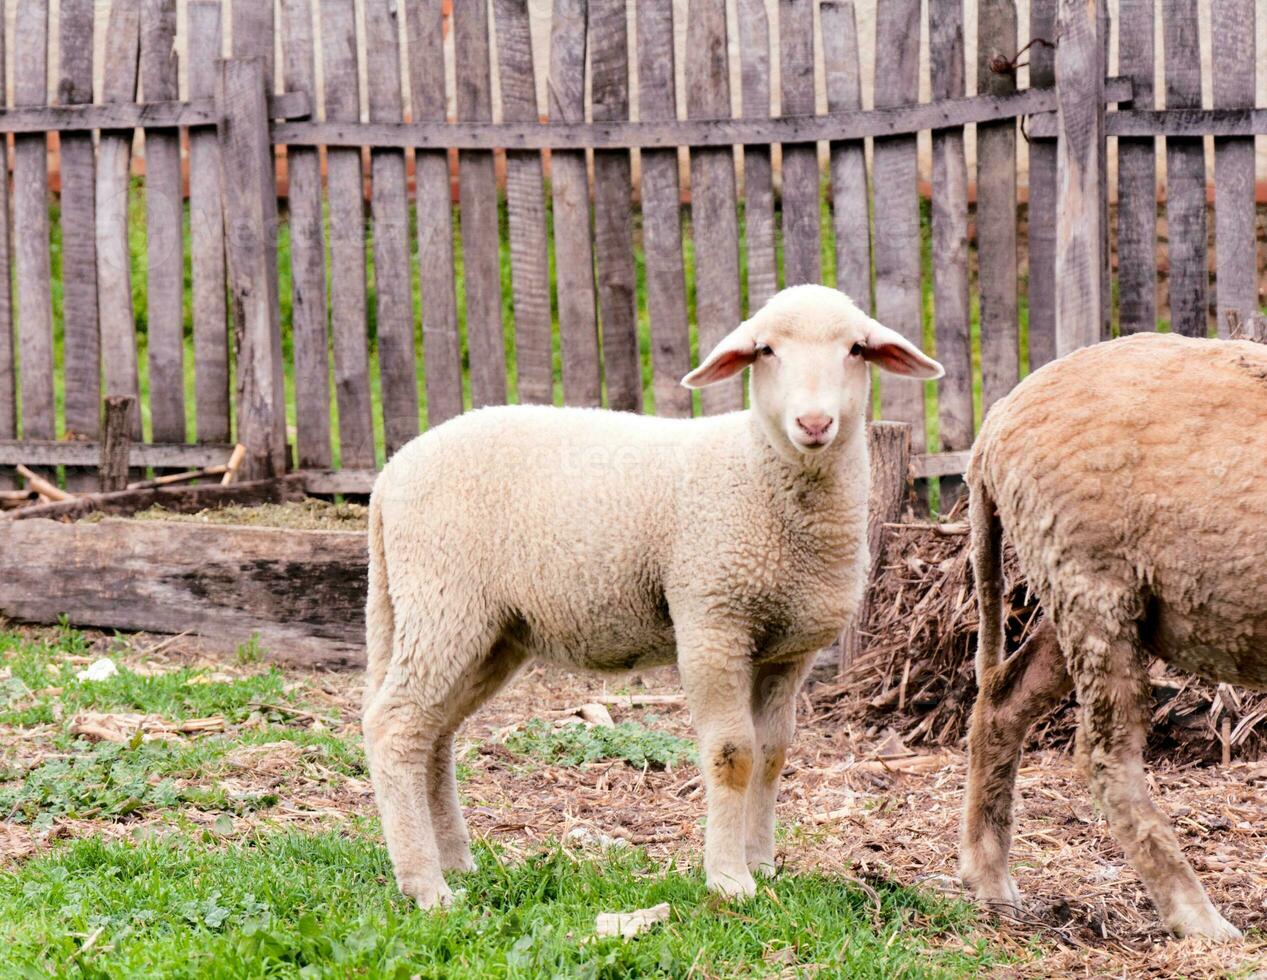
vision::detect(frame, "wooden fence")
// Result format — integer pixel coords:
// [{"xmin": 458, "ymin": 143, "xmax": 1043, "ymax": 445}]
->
[{"xmin": 0, "ymin": 0, "xmax": 1263, "ymax": 499}]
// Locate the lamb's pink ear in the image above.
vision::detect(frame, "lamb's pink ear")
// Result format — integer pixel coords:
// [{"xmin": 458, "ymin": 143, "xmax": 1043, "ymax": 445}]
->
[
  {"xmin": 681, "ymin": 321, "xmax": 757, "ymax": 388},
  {"xmin": 859, "ymin": 319, "xmax": 945, "ymax": 379}
]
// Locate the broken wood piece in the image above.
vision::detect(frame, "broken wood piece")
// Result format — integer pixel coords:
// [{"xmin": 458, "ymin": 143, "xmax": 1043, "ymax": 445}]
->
[
  {"xmin": 594, "ymin": 902, "xmax": 671, "ymax": 940},
  {"xmin": 16, "ymin": 464, "xmax": 71, "ymax": 502},
  {"xmin": 126, "ymin": 464, "xmax": 229, "ymax": 491},
  {"xmin": 221, "ymin": 444, "xmax": 247, "ymax": 485},
  {"xmin": 7, "ymin": 474, "xmax": 306, "ymax": 522},
  {"xmin": 100, "ymin": 395, "xmax": 135, "ymax": 491},
  {"xmin": 595, "ymin": 693, "xmax": 686, "ymax": 708}
]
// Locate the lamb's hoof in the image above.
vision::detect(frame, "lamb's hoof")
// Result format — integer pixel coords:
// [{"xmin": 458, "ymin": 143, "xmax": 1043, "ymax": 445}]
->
[
  {"xmin": 398, "ymin": 874, "xmax": 454, "ymax": 911},
  {"xmin": 1168, "ymin": 902, "xmax": 1242, "ymax": 941},
  {"xmin": 748, "ymin": 859, "xmax": 778, "ymax": 879},
  {"xmin": 965, "ymin": 873, "xmax": 1022, "ymax": 917},
  {"xmin": 440, "ymin": 848, "xmax": 477, "ymax": 873},
  {"xmin": 707, "ymin": 868, "xmax": 758, "ymax": 899}
]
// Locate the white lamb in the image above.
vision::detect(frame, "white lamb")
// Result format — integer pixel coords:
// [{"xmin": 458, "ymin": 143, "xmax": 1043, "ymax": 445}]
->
[{"xmin": 363, "ymin": 284, "xmax": 944, "ymax": 908}]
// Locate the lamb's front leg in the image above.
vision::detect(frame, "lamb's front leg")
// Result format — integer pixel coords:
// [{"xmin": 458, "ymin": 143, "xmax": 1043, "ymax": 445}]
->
[{"xmin": 678, "ymin": 628, "xmax": 757, "ymax": 899}]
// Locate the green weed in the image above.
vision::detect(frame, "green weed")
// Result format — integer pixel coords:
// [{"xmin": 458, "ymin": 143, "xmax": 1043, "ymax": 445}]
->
[{"xmin": 502, "ymin": 718, "xmax": 696, "ymax": 770}]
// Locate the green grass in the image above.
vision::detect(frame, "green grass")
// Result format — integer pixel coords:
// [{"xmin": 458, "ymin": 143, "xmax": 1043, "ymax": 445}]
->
[
  {"xmin": 0, "ymin": 832, "xmax": 1001, "ymax": 978},
  {"xmin": 502, "ymin": 718, "xmax": 696, "ymax": 770}
]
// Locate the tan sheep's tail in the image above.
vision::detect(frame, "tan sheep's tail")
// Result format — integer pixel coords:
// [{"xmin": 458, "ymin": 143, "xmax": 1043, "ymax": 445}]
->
[
  {"xmin": 969, "ymin": 473, "xmax": 1005, "ymax": 687},
  {"xmin": 363, "ymin": 490, "xmax": 394, "ymax": 707}
]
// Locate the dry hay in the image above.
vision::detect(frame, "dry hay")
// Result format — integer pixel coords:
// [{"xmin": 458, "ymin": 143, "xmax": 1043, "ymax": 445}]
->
[{"xmin": 106, "ymin": 497, "xmax": 369, "ymax": 530}]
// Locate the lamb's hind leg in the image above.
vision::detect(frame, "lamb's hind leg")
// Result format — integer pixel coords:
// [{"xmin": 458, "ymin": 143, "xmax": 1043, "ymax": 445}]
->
[
  {"xmin": 960, "ymin": 618, "xmax": 1071, "ymax": 912},
  {"xmin": 1069, "ymin": 616, "xmax": 1241, "ymax": 940}
]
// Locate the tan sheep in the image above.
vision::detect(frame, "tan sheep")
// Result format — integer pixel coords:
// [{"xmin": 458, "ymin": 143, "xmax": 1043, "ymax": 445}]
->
[
  {"xmin": 959, "ymin": 332, "xmax": 1267, "ymax": 939},
  {"xmin": 362, "ymin": 285, "xmax": 943, "ymax": 908}
]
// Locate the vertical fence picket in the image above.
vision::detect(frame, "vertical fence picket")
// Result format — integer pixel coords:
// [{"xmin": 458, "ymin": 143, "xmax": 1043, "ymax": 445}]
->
[
  {"xmin": 871, "ymin": 0, "xmax": 923, "ymax": 447},
  {"xmin": 977, "ymin": 0, "xmax": 1018, "ymax": 413},
  {"xmin": 1164, "ymin": 0, "xmax": 1208, "ymax": 336},
  {"xmin": 1027, "ymin": 0, "xmax": 1058, "ymax": 364},
  {"xmin": 320, "ymin": 0, "xmax": 375, "ymax": 467},
  {"xmin": 405, "ymin": 0, "xmax": 463, "ymax": 426},
  {"xmin": 821, "ymin": 1, "xmax": 869, "ymax": 311},
  {"xmin": 492, "ymin": 0, "xmax": 553, "ymax": 406},
  {"xmin": 778, "ymin": 0, "xmax": 820, "ymax": 287},
  {"xmin": 0, "ymin": 24, "xmax": 12, "ymax": 488},
  {"xmin": 13, "ymin": 0, "xmax": 54, "ymax": 444},
  {"xmin": 548, "ymin": 0, "xmax": 601, "ymax": 407},
  {"xmin": 687, "ymin": 0, "xmax": 743, "ymax": 414},
  {"xmin": 736, "ymin": 0, "xmax": 777, "ymax": 312},
  {"xmin": 58, "ymin": 0, "xmax": 100, "ymax": 489},
  {"xmin": 591, "ymin": 0, "xmax": 642, "ymax": 411},
  {"xmin": 280, "ymin": 0, "xmax": 332, "ymax": 467},
  {"xmin": 232, "ymin": 0, "xmax": 275, "ymax": 80},
  {"xmin": 366, "ymin": 0, "xmax": 420, "ymax": 453},
  {"xmin": 1116, "ymin": 0, "xmax": 1155, "ymax": 336},
  {"xmin": 1212, "ymin": 0, "xmax": 1257, "ymax": 335}
]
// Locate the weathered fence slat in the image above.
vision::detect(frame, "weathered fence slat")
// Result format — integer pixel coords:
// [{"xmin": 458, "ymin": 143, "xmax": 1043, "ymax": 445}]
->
[
  {"xmin": 1026, "ymin": 0, "xmax": 1058, "ymax": 365},
  {"xmin": 778, "ymin": 0, "xmax": 821, "ymax": 287},
  {"xmin": 492, "ymin": 0, "xmax": 553, "ymax": 407},
  {"xmin": 548, "ymin": 0, "xmax": 601, "ymax": 407},
  {"xmin": 13, "ymin": 0, "xmax": 55, "ymax": 442},
  {"xmin": 0, "ymin": 440, "xmax": 234, "ymax": 469},
  {"xmin": 1115, "ymin": 0, "xmax": 1156, "ymax": 336},
  {"xmin": 405, "ymin": 0, "xmax": 464, "ymax": 426},
  {"xmin": 320, "ymin": 0, "xmax": 376, "ymax": 468},
  {"xmin": 366, "ymin": 0, "xmax": 420, "ymax": 453},
  {"xmin": 1212, "ymin": 0, "xmax": 1257, "ymax": 336},
  {"xmin": 280, "ymin": 0, "xmax": 332, "ymax": 467},
  {"xmin": 977, "ymin": 0, "xmax": 1018, "ymax": 413},
  {"xmin": 454, "ymin": 0, "xmax": 507, "ymax": 408},
  {"xmin": 737, "ymin": 0, "xmax": 777, "ymax": 312},
  {"xmin": 0, "ymin": 24, "xmax": 12, "ymax": 489},
  {"xmin": 141, "ymin": 0, "xmax": 187, "ymax": 445},
  {"xmin": 821, "ymin": 0, "xmax": 869, "ymax": 310},
  {"xmin": 1164, "ymin": 0, "xmax": 1208, "ymax": 337},
  {"xmin": 636, "ymin": 0, "xmax": 691, "ymax": 417},
  {"xmin": 232, "ymin": 0, "xmax": 275, "ymax": 81},
  {"xmin": 591, "ymin": 0, "xmax": 642, "ymax": 411},
  {"xmin": 928, "ymin": 0, "xmax": 971, "ymax": 504},
  {"xmin": 687, "ymin": 0, "xmax": 743, "ymax": 415},
  {"xmin": 871, "ymin": 0, "xmax": 924, "ymax": 448}
]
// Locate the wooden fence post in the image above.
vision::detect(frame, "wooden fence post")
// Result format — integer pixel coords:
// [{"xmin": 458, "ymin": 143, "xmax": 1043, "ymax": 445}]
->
[
  {"xmin": 216, "ymin": 57, "xmax": 287, "ymax": 480},
  {"xmin": 1054, "ymin": 0, "xmax": 1106, "ymax": 357},
  {"xmin": 100, "ymin": 396, "xmax": 135, "ymax": 492}
]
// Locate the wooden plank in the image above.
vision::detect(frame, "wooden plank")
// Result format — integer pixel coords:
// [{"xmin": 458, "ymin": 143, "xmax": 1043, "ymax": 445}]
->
[
  {"xmin": 453, "ymin": 0, "xmax": 507, "ymax": 408},
  {"xmin": 0, "ymin": 92, "xmax": 309, "ymax": 133},
  {"xmin": 141, "ymin": 0, "xmax": 186, "ymax": 444},
  {"xmin": 296, "ymin": 467, "xmax": 378, "ymax": 495},
  {"xmin": 0, "ymin": 21, "xmax": 13, "ymax": 489},
  {"xmin": 365, "ymin": 0, "xmax": 420, "ymax": 453},
  {"xmin": 0, "ymin": 508, "xmax": 366, "ymax": 669},
  {"xmin": 821, "ymin": 1, "xmax": 869, "ymax": 309},
  {"xmin": 977, "ymin": 0, "xmax": 1018, "ymax": 412},
  {"xmin": 96, "ymin": 0, "xmax": 142, "ymax": 441},
  {"xmin": 687, "ymin": 0, "xmax": 743, "ymax": 415},
  {"xmin": 910, "ymin": 450, "xmax": 971, "ymax": 479},
  {"xmin": 320, "ymin": 0, "xmax": 375, "ymax": 467},
  {"xmin": 279, "ymin": 0, "xmax": 332, "ymax": 466},
  {"xmin": 548, "ymin": 0, "xmax": 601, "ymax": 406},
  {"xmin": 1212, "ymin": 0, "xmax": 1256, "ymax": 336},
  {"xmin": 404, "ymin": 0, "xmax": 463, "ymax": 426},
  {"xmin": 492, "ymin": 0, "xmax": 552, "ymax": 406},
  {"xmin": 232, "ymin": 0, "xmax": 275, "ymax": 82},
  {"xmin": 1163, "ymin": 0, "xmax": 1208, "ymax": 337},
  {"xmin": 0, "ymin": 440, "xmax": 234, "ymax": 468},
  {"xmin": 636, "ymin": 0, "xmax": 691, "ymax": 417},
  {"xmin": 736, "ymin": 0, "xmax": 777, "ymax": 311},
  {"xmin": 1115, "ymin": 0, "xmax": 1156, "ymax": 336},
  {"xmin": 590, "ymin": 0, "xmax": 641, "ymax": 411},
  {"xmin": 778, "ymin": 0, "xmax": 820, "ymax": 286},
  {"xmin": 13, "ymin": 0, "xmax": 55, "ymax": 442},
  {"xmin": 927, "ymin": 0, "xmax": 971, "ymax": 504},
  {"xmin": 871, "ymin": 0, "xmax": 923, "ymax": 447},
  {"xmin": 1026, "ymin": 0, "xmax": 1058, "ymax": 365},
  {"xmin": 188, "ymin": 1, "xmax": 231, "ymax": 444},
  {"xmin": 217, "ymin": 57, "xmax": 288, "ymax": 479},
  {"xmin": 1055, "ymin": 0, "xmax": 1105, "ymax": 356},
  {"xmin": 9, "ymin": 475, "xmax": 304, "ymax": 522}
]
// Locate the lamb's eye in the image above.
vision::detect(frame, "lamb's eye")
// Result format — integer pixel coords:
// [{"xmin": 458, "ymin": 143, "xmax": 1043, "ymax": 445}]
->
[
  {"xmin": 849, "ymin": 342, "xmax": 865, "ymax": 358},
  {"xmin": 756, "ymin": 344, "xmax": 775, "ymax": 358}
]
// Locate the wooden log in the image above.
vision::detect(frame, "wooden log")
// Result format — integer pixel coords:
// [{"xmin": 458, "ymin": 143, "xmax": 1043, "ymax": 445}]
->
[
  {"xmin": 320, "ymin": 0, "xmax": 375, "ymax": 467},
  {"xmin": 16, "ymin": 465, "xmax": 70, "ymax": 503},
  {"xmin": 100, "ymin": 395, "xmax": 135, "ymax": 492},
  {"xmin": 0, "ymin": 21, "xmax": 12, "ymax": 491},
  {"xmin": 13, "ymin": 0, "xmax": 55, "ymax": 442},
  {"xmin": 279, "ymin": 0, "xmax": 332, "ymax": 467},
  {"xmin": 687, "ymin": 0, "xmax": 743, "ymax": 415},
  {"xmin": 217, "ymin": 57, "xmax": 288, "ymax": 479},
  {"xmin": 636, "ymin": 0, "xmax": 691, "ymax": 417},
  {"xmin": 737, "ymin": 0, "xmax": 777, "ymax": 312},
  {"xmin": 0, "ymin": 511, "xmax": 365, "ymax": 668},
  {"xmin": 0, "ymin": 440, "xmax": 234, "ymax": 469},
  {"xmin": 1026, "ymin": 0, "xmax": 1058, "ymax": 366},
  {"xmin": 778, "ymin": 0, "xmax": 821, "ymax": 287},
  {"xmin": 1212, "ymin": 0, "xmax": 1256, "ymax": 337},
  {"xmin": 590, "ymin": 0, "xmax": 641, "ymax": 412},
  {"xmin": 840, "ymin": 422, "xmax": 911, "ymax": 673},
  {"xmin": 492, "ymin": 0, "xmax": 553, "ymax": 407},
  {"xmin": 366, "ymin": 0, "xmax": 420, "ymax": 452},
  {"xmin": 454, "ymin": 0, "xmax": 507, "ymax": 408},
  {"xmin": 871, "ymin": 0, "xmax": 924, "ymax": 449},
  {"xmin": 821, "ymin": 1, "xmax": 870, "ymax": 309},
  {"xmin": 1163, "ymin": 0, "xmax": 1208, "ymax": 337},
  {"xmin": 1115, "ymin": 0, "xmax": 1156, "ymax": 336},
  {"xmin": 8, "ymin": 475, "xmax": 306, "ymax": 523},
  {"xmin": 126, "ymin": 466, "xmax": 229, "ymax": 491},
  {"xmin": 1055, "ymin": 0, "xmax": 1105, "ymax": 356}
]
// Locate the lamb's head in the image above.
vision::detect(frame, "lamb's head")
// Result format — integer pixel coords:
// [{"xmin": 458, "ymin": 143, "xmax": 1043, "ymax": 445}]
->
[{"xmin": 682, "ymin": 285, "xmax": 943, "ymax": 456}]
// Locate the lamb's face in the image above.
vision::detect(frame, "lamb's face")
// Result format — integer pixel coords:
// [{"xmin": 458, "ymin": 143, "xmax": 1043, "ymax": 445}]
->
[{"xmin": 681, "ymin": 285, "xmax": 945, "ymax": 458}]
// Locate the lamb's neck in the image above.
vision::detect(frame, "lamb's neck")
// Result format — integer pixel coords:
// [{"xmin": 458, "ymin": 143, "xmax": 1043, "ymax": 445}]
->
[{"xmin": 747, "ymin": 414, "xmax": 867, "ymax": 524}]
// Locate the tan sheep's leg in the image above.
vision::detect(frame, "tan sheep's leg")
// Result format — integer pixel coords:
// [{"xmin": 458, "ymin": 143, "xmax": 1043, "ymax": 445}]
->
[
  {"xmin": 960, "ymin": 618, "xmax": 1071, "ymax": 912},
  {"xmin": 746, "ymin": 654, "xmax": 814, "ymax": 877},
  {"xmin": 1070, "ymin": 623, "xmax": 1242, "ymax": 940}
]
